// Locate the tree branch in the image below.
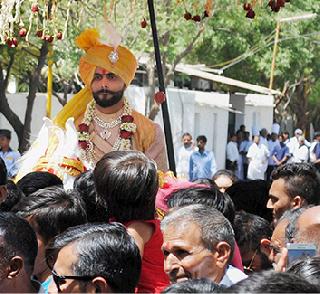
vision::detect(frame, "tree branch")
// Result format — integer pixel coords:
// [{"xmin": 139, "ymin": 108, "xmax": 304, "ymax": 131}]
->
[{"xmin": 4, "ymin": 52, "xmax": 15, "ymax": 89}]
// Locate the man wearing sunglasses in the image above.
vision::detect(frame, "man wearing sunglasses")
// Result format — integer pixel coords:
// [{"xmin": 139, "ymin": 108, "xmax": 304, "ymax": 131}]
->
[
  {"xmin": 46, "ymin": 223, "xmax": 141, "ymax": 293},
  {"xmin": 0, "ymin": 212, "xmax": 39, "ymax": 293}
]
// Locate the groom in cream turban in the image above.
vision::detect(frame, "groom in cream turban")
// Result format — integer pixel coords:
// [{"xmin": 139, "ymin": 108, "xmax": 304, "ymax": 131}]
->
[{"xmin": 54, "ymin": 27, "xmax": 168, "ymax": 170}]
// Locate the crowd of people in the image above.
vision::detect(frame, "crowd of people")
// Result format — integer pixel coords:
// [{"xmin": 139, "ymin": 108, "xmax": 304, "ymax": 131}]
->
[
  {"xmin": 1, "ymin": 148, "xmax": 320, "ymax": 293},
  {"xmin": 2, "ymin": 24, "xmax": 320, "ymax": 293},
  {"xmin": 176, "ymin": 125, "xmax": 320, "ymax": 182}
]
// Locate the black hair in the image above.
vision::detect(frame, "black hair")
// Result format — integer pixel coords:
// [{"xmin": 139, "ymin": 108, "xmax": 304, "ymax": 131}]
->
[
  {"xmin": 0, "ymin": 180, "xmax": 25, "ymax": 212},
  {"xmin": 226, "ymin": 180, "xmax": 272, "ymax": 222},
  {"xmin": 271, "ymin": 163, "xmax": 320, "ymax": 205},
  {"xmin": 233, "ymin": 211, "xmax": 272, "ymax": 271},
  {"xmin": 46, "ymin": 222, "xmax": 141, "ymax": 293},
  {"xmin": 0, "ymin": 157, "xmax": 7, "ymax": 186},
  {"xmin": 225, "ymin": 271, "xmax": 320, "ymax": 293},
  {"xmin": 0, "ymin": 129, "xmax": 11, "ymax": 140},
  {"xmin": 287, "ymin": 256, "xmax": 320, "ymax": 286},
  {"xmin": 234, "ymin": 211, "xmax": 272, "ymax": 252},
  {"xmin": 192, "ymin": 178, "xmax": 215, "ymax": 186},
  {"xmin": 16, "ymin": 171, "xmax": 63, "ymax": 197},
  {"xmin": 0, "ymin": 212, "xmax": 38, "ymax": 274},
  {"xmin": 94, "ymin": 151, "xmax": 158, "ymax": 222},
  {"xmin": 167, "ymin": 187, "xmax": 235, "ymax": 225},
  {"xmin": 12, "ymin": 186, "xmax": 87, "ymax": 243},
  {"xmin": 162, "ymin": 278, "xmax": 224, "ymax": 293},
  {"xmin": 212, "ymin": 169, "xmax": 238, "ymax": 183},
  {"xmin": 196, "ymin": 135, "xmax": 207, "ymax": 143},
  {"xmin": 281, "ymin": 207, "xmax": 308, "ymax": 243},
  {"xmin": 73, "ymin": 170, "xmax": 106, "ymax": 222}
]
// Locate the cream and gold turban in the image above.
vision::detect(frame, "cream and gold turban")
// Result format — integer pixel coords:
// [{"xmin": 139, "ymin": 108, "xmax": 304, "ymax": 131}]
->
[{"xmin": 54, "ymin": 28, "xmax": 137, "ymax": 128}]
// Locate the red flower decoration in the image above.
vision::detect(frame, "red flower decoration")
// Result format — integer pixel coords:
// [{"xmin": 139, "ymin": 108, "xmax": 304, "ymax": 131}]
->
[
  {"xmin": 121, "ymin": 115, "xmax": 134, "ymax": 123},
  {"xmin": 78, "ymin": 123, "xmax": 89, "ymax": 132},
  {"xmin": 154, "ymin": 91, "xmax": 166, "ymax": 104},
  {"xmin": 120, "ymin": 130, "xmax": 133, "ymax": 139},
  {"xmin": 78, "ymin": 141, "xmax": 89, "ymax": 150}
]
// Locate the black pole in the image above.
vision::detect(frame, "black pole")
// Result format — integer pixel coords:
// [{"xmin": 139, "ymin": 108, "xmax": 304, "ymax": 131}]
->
[{"xmin": 147, "ymin": 0, "xmax": 176, "ymax": 174}]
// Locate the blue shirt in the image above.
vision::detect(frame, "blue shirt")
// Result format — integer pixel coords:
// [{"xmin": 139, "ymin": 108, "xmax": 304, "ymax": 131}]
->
[
  {"xmin": 0, "ymin": 149, "xmax": 21, "ymax": 178},
  {"xmin": 268, "ymin": 140, "xmax": 281, "ymax": 165},
  {"xmin": 189, "ymin": 150, "xmax": 217, "ymax": 181},
  {"xmin": 272, "ymin": 143, "xmax": 290, "ymax": 163}
]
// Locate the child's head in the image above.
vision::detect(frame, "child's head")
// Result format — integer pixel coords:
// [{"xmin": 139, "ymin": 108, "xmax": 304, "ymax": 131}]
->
[{"xmin": 94, "ymin": 151, "xmax": 158, "ymax": 222}]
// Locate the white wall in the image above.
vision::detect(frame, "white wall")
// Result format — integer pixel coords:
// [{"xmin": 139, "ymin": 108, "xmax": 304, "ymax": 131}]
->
[
  {"xmin": 244, "ymin": 94, "xmax": 274, "ymax": 136},
  {"xmin": 155, "ymin": 88, "xmax": 229, "ymax": 170},
  {"xmin": 1, "ymin": 89, "xmax": 271, "ymax": 172}
]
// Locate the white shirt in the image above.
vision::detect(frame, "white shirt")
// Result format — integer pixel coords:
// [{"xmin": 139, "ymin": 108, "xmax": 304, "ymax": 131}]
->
[
  {"xmin": 176, "ymin": 145, "xmax": 194, "ymax": 179},
  {"xmin": 226, "ymin": 141, "xmax": 239, "ymax": 162},
  {"xmin": 293, "ymin": 145, "xmax": 309, "ymax": 163},
  {"xmin": 220, "ymin": 265, "xmax": 247, "ymax": 287},
  {"xmin": 247, "ymin": 143, "xmax": 270, "ymax": 180}
]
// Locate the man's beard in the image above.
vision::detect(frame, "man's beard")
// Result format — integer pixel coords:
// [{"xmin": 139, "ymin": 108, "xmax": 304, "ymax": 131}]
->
[
  {"xmin": 184, "ymin": 142, "xmax": 192, "ymax": 148},
  {"xmin": 93, "ymin": 87, "xmax": 125, "ymax": 108}
]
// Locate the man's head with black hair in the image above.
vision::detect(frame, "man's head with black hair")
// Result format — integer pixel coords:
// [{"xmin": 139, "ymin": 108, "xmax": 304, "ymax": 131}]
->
[
  {"xmin": 12, "ymin": 186, "xmax": 87, "ymax": 283},
  {"xmin": 16, "ymin": 171, "xmax": 63, "ymax": 197},
  {"xmin": 167, "ymin": 187, "xmax": 235, "ymax": 225},
  {"xmin": 46, "ymin": 223, "xmax": 141, "ymax": 293},
  {"xmin": 233, "ymin": 211, "xmax": 272, "ymax": 273},
  {"xmin": 268, "ymin": 163, "xmax": 320, "ymax": 224},
  {"xmin": 226, "ymin": 271, "xmax": 320, "ymax": 293},
  {"xmin": 0, "ymin": 212, "xmax": 38, "ymax": 292}
]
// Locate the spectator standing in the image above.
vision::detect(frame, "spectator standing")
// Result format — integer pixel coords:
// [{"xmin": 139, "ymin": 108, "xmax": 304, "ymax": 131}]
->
[
  {"xmin": 189, "ymin": 135, "xmax": 217, "ymax": 181},
  {"xmin": 271, "ymin": 134, "xmax": 290, "ymax": 167},
  {"xmin": 266, "ymin": 124, "xmax": 281, "ymax": 180},
  {"xmin": 239, "ymin": 131, "xmax": 251, "ymax": 179},
  {"xmin": 176, "ymin": 133, "xmax": 195, "ymax": 180},
  {"xmin": 226, "ymin": 134, "xmax": 239, "ymax": 174},
  {"xmin": 0, "ymin": 129, "xmax": 20, "ymax": 179},
  {"xmin": 293, "ymin": 136, "xmax": 309, "ymax": 163},
  {"xmin": 247, "ymin": 135, "xmax": 270, "ymax": 180},
  {"xmin": 310, "ymin": 132, "xmax": 320, "ymax": 170}
]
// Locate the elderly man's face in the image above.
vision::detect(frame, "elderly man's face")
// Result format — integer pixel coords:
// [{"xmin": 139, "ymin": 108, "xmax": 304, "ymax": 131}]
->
[
  {"xmin": 91, "ymin": 67, "xmax": 126, "ymax": 108},
  {"xmin": 268, "ymin": 218, "xmax": 289, "ymax": 264},
  {"xmin": 162, "ymin": 222, "xmax": 222, "ymax": 284}
]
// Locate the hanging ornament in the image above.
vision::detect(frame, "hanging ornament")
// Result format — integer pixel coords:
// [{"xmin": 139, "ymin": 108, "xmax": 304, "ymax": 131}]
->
[
  {"xmin": 140, "ymin": 18, "xmax": 147, "ymax": 28},
  {"xmin": 184, "ymin": 11, "xmax": 192, "ymax": 20},
  {"xmin": 19, "ymin": 27, "xmax": 27, "ymax": 37},
  {"xmin": 154, "ymin": 91, "xmax": 166, "ymax": 104},
  {"xmin": 192, "ymin": 15, "xmax": 201, "ymax": 22}
]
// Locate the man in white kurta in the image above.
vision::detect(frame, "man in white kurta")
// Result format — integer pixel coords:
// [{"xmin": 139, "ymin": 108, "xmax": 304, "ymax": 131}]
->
[
  {"xmin": 176, "ymin": 133, "xmax": 195, "ymax": 179},
  {"xmin": 247, "ymin": 135, "xmax": 270, "ymax": 180}
]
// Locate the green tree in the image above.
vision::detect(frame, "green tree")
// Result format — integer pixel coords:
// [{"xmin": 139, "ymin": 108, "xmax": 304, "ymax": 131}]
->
[{"xmin": 191, "ymin": 0, "xmax": 320, "ymax": 131}]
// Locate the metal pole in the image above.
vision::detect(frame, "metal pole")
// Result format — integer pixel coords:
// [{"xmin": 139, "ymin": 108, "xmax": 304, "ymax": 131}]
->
[
  {"xmin": 269, "ymin": 21, "xmax": 280, "ymax": 90},
  {"xmin": 147, "ymin": 0, "xmax": 176, "ymax": 174},
  {"xmin": 46, "ymin": 44, "xmax": 53, "ymax": 118}
]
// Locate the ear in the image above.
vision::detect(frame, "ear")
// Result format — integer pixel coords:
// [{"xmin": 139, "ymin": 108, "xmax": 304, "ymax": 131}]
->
[
  {"xmin": 7, "ymin": 256, "xmax": 23, "ymax": 279},
  {"xmin": 292, "ymin": 195, "xmax": 303, "ymax": 209},
  {"xmin": 88, "ymin": 277, "xmax": 111, "ymax": 293},
  {"xmin": 215, "ymin": 241, "xmax": 232, "ymax": 268},
  {"xmin": 260, "ymin": 238, "xmax": 271, "ymax": 257}
]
